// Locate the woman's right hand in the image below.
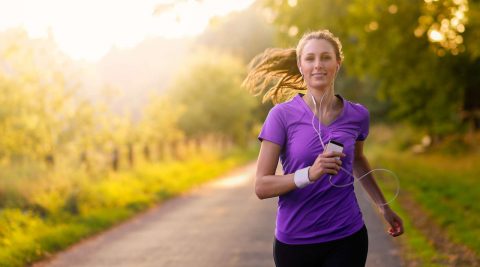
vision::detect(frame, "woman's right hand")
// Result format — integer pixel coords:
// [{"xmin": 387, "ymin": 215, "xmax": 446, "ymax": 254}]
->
[{"xmin": 308, "ymin": 151, "xmax": 345, "ymax": 182}]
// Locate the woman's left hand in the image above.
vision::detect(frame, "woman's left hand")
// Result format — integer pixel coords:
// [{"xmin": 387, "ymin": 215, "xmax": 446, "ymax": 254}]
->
[{"xmin": 381, "ymin": 207, "xmax": 404, "ymax": 237}]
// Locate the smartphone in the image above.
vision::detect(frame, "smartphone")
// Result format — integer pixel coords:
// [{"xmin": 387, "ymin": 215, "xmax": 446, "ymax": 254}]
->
[{"xmin": 325, "ymin": 140, "xmax": 344, "ymax": 159}]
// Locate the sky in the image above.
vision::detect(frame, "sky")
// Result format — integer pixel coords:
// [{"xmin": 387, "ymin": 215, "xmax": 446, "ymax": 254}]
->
[{"xmin": 0, "ymin": 0, "xmax": 255, "ymax": 62}]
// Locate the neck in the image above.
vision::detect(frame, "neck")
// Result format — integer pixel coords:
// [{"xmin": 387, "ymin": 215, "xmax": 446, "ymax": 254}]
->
[{"xmin": 305, "ymin": 88, "xmax": 336, "ymax": 113}]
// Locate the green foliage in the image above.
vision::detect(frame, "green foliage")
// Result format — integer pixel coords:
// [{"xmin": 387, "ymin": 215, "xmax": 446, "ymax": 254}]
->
[
  {"xmin": 0, "ymin": 26, "xmax": 263, "ymax": 266},
  {"xmin": 0, "ymin": 11, "xmax": 270, "ymax": 267},
  {"xmin": 0, "ymin": 28, "xmax": 101, "ymax": 166},
  {"xmin": 367, "ymin": 126, "xmax": 480, "ymax": 265},
  {"xmin": 138, "ymin": 93, "xmax": 185, "ymax": 150},
  {"xmin": 0, "ymin": 148, "xmax": 256, "ymax": 267},
  {"xmin": 167, "ymin": 49, "xmax": 257, "ymax": 145},
  {"xmin": 261, "ymin": 0, "xmax": 480, "ymax": 135},
  {"xmin": 197, "ymin": 4, "xmax": 275, "ymax": 63}
]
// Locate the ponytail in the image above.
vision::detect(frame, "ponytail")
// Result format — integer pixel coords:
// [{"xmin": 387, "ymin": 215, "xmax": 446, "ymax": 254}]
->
[{"xmin": 242, "ymin": 48, "xmax": 305, "ymax": 104}]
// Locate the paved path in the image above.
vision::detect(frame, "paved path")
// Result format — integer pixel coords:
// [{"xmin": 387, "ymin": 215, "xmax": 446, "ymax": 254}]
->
[
  {"xmin": 356, "ymin": 182, "xmax": 402, "ymax": 267},
  {"xmin": 34, "ymin": 162, "xmax": 402, "ymax": 267}
]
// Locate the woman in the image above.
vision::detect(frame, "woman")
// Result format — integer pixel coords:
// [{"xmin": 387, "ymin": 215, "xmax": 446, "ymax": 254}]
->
[{"xmin": 243, "ymin": 30, "xmax": 404, "ymax": 267}]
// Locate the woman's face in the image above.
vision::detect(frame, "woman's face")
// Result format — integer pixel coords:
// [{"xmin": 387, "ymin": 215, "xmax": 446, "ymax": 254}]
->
[{"xmin": 298, "ymin": 39, "xmax": 340, "ymax": 90}]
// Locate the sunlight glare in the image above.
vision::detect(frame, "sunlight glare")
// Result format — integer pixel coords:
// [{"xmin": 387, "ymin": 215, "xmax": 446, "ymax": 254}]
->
[
  {"xmin": 429, "ymin": 29, "xmax": 444, "ymax": 42},
  {"xmin": 0, "ymin": 0, "xmax": 255, "ymax": 62}
]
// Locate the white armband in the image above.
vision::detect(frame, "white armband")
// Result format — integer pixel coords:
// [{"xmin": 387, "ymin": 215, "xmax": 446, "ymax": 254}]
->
[{"xmin": 294, "ymin": 166, "xmax": 312, "ymax": 188}]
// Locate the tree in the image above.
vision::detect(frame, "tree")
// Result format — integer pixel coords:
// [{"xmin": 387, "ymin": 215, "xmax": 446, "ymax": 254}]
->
[
  {"xmin": 197, "ymin": 4, "xmax": 276, "ymax": 63},
  {"xmin": 261, "ymin": 0, "xmax": 480, "ymax": 135},
  {"xmin": 167, "ymin": 49, "xmax": 256, "ymax": 145},
  {"xmin": 196, "ymin": 4, "xmax": 277, "ymax": 135},
  {"xmin": 0, "ymin": 28, "xmax": 87, "ymax": 163},
  {"xmin": 139, "ymin": 93, "xmax": 185, "ymax": 160}
]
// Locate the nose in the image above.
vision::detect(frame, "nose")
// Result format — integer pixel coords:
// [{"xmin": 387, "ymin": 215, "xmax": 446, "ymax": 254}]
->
[{"xmin": 314, "ymin": 59, "xmax": 323, "ymax": 70}]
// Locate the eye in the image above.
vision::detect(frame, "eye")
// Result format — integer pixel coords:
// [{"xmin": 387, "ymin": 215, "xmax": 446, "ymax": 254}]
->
[
  {"xmin": 305, "ymin": 57, "xmax": 314, "ymax": 61},
  {"xmin": 321, "ymin": 55, "xmax": 332, "ymax": 61}
]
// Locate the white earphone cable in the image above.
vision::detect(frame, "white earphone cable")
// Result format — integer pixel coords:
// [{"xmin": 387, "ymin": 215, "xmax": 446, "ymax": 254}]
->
[{"xmin": 308, "ymin": 85, "xmax": 399, "ymax": 206}]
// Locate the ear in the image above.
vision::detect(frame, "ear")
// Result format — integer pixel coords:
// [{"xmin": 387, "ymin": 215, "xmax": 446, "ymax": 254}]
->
[{"xmin": 297, "ymin": 61, "xmax": 303, "ymax": 75}]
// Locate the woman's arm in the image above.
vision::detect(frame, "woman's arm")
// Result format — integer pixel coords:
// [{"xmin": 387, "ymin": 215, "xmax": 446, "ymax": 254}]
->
[
  {"xmin": 256, "ymin": 140, "xmax": 343, "ymax": 199},
  {"xmin": 255, "ymin": 140, "xmax": 297, "ymax": 199},
  {"xmin": 353, "ymin": 141, "xmax": 404, "ymax": 237}
]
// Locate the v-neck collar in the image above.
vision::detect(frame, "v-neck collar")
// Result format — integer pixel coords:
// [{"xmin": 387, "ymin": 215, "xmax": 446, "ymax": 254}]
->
[{"xmin": 297, "ymin": 93, "xmax": 346, "ymax": 127}]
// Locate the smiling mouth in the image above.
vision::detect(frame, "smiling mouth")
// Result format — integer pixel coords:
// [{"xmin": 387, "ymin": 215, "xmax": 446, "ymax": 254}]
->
[{"xmin": 312, "ymin": 73, "xmax": 327, "ymax": 77}]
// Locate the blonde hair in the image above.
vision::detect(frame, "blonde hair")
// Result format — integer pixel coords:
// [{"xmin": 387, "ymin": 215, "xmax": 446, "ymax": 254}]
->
[{"xmin": 243, "ymin": 29, "xmax": 344, "ymax": 104}]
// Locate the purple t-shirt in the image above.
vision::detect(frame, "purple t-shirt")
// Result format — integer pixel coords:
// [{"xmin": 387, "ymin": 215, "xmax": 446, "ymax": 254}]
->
[{"xmin": 258, "ymin": 93, "xmax": 369, "ymax": 244}]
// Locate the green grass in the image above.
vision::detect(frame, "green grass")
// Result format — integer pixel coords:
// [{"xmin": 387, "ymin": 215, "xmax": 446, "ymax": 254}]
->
[
  {"xmin": 373, "ymin": 171, "xmax": 450, "ymax": 267},
  {"xmin": 0, "ymin": 145, "xmax": 258, "ymax": 267},
  {"xmin": 366, "ymin": 125, "xmax": 480, "ymax": 265}
]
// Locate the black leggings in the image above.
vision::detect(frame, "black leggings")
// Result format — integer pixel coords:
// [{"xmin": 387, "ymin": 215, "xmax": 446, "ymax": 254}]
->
[{"xmin": 273, "ymin": 225, "xmax": 368, "ymax": 267}]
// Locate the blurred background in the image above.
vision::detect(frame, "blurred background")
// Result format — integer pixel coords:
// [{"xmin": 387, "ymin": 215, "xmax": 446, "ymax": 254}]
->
[{"xmin": 0, "ymin": 0, "xmax": 479, "ymax": 266}]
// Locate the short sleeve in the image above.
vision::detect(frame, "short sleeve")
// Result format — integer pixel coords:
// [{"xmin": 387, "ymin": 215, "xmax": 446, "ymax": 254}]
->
[
  {"xmin": 356, "ymin": 106, "xmax": 370, "ymax": 141},
  {"xmin": 258, "ymin": 105, "xmax": 287, "ymax": 147}
]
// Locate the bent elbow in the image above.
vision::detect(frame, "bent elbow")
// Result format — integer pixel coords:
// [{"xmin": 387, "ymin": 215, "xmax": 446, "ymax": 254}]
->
[
  {"xmin": 255, "ymin": 186, "xmax": 266, "ymax": 200},
  {"xmin": 255, "ymin": 182, "xmax": 268, "ymax": 200}
]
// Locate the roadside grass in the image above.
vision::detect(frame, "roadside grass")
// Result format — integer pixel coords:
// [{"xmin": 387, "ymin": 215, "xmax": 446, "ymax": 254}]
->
[
  {"xmin": 366, "ymin": 125, "xmax": 480, "ymax": 266},
  {"xmin": 0, "ymin": 145, "xmax": 258, "ymax": 267}
]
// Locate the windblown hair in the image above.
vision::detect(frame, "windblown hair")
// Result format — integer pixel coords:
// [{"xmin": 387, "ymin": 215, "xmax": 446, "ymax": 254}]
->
[
  {"xmin": 242, "ymin": 48, "xmax": 303, "ymax": 104},
  {"xmin": 243, "ymin": 29, "xmax": 344, "ymax": 104}
]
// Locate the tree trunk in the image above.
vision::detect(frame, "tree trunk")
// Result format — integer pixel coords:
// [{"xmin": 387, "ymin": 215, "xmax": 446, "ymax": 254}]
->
[
  {"xmin": 111, "ymin": 147, "xmax": 119, "ymax": 171},
  {"xmin": 127, "ymin": 143, "xmax": 134, "ymax": 167},
  {"xmin": 143, "ymin": 145, "xmax": 151, "ymax": 161}
]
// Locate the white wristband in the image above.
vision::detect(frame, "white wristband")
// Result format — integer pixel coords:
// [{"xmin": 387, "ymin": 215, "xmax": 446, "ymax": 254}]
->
[{"xmin": 294, "ymin": 166, "xmax": 312, "ymax": 188}]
